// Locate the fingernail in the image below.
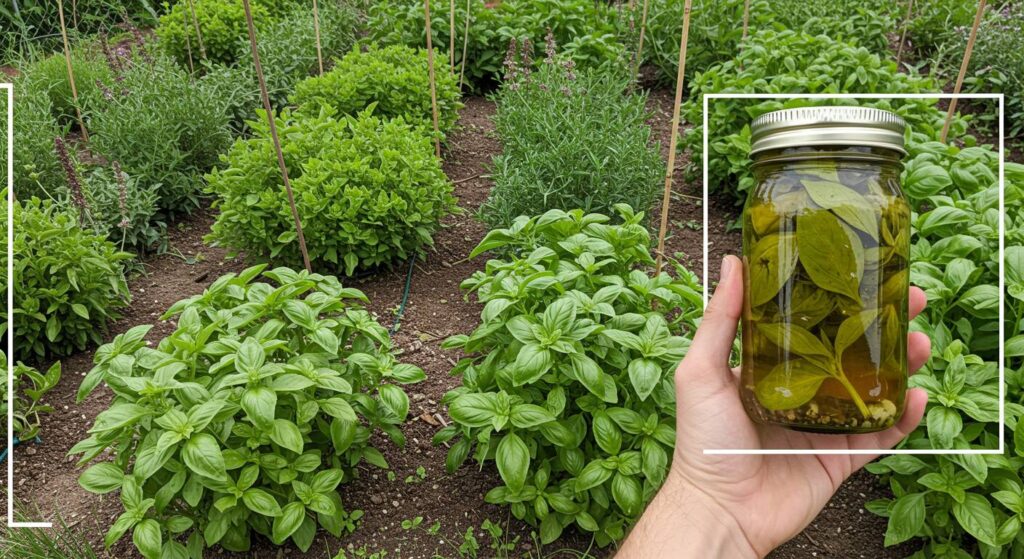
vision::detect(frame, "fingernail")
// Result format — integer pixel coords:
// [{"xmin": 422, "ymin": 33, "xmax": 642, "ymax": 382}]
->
[{"xmin": 720, "ymin": 255, "xmax": 734, "ymax": 283}]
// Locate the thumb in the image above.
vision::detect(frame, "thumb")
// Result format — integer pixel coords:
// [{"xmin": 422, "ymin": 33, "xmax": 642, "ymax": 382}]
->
[{"xmin": 680, "ymin": 255, "xmax": 744, "ymax": 379}]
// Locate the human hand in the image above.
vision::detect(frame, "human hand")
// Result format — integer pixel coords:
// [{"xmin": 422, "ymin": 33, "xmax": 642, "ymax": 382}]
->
[{"xmin": 618, "ymin": 255, "xmax": 930, "ymax": 558}]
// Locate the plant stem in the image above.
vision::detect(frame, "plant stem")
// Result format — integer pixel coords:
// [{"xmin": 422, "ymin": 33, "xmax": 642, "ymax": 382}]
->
[{"xmin": 834, "ymin": 370, "xmax": 870, "ymax": 419}]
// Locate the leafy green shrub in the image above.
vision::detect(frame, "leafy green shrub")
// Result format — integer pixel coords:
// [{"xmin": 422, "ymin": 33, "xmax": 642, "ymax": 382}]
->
[
  {"xmin": 291, "ymin": 44, "xmax": 462, "ymax": 135},
  {"xmin": 957, "ymin": 3, "xmax": 1024, "ymax": 140},
  {"xmin": 89, "ymin": 54, "xmax": 234, "ymax": 214},
  {"xmin": 0, "ymin": 355, "xmax": 62, "ymax": 441},
  {"xmin": 19, "ymin": 49, "xmax": 112, "ymax": 128},
  {"xmin": 156, "ymin": 0, "xmax": 289, "ymax": 67},
  {"xmin": 682, "ymin": 29, "xmax": 969, "ymax": 205},
  {"xmin": 436, "ymin": 205, "xmax": 701, "ymax": 547},
  {"xmin": 84, "ymin": 165, "xmax": 165, "ymax": 252},
  {"xmin": 11, "ymin": 77, "xmax": 70, "ymax": 201},
  {"xmin": 863, "ymin": 152, "xmax": 1024, "ymax": 557},
  {"xmin": 14, "ymin": 198, "xmax": 131, "ymax": 359},
  {"xmin": 206, "ymin": 107, "xmax": 456, "ymax": 275},
  {"xmin": 366, "ymin": 0, "xmax": 629, "ymax": 90},
  {"xmin": 482, "ymin": 49, "xmax": 661, "ymax": 227},
  {"xmin": 72, "ymin": 265, "xmax": 424, "ymax": 556},
  {"xmin": 906, "ymin": 0, "xmax": 979, "ymax": 55}
]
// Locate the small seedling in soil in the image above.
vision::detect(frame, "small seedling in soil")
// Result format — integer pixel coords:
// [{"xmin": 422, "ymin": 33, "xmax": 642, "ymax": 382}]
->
[
  {"xmin": 401, "ymin": 516, "xmax": 424, "ymax": 530},
  {"xmin": 387, "ymin": 471, "xmax": 397, "ymax": 482},
  {"xmin": 405, "ymin": 465, "xmax": 427, "ymax": 484},
  {"xmin": 334, "ymin": 545, "xmax": 388, "ymax": 559}
]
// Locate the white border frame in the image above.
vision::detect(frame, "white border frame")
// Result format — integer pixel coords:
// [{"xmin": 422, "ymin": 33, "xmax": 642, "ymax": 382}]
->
[
  {"xmin": 4, "ymin": 81, "xmax": 52, "ymax": 527},
  {"xmin": 701, "ymin": 93, "xmax": 1005, "ymax": 456}
]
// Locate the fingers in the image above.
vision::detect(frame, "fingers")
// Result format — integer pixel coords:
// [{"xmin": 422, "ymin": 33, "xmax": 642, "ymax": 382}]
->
[
  {"xmin": 908, "ymin": 331, "xmax": 931, "ymax": 374},
  {"xmin": 909, "ymin": 286, "xmax": 926, "ymax": 320},
  {"xmin": 681, "ymin": 256, "xmax": 743, "ymax": 374}
]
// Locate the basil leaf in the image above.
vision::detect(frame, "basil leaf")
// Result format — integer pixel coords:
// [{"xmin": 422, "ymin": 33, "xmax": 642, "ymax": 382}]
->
[
  {"xmin": 802, "ymin": 179, "xmax": 880, "ymax": 241},
  {"xmin": 747, "ymin": 232, "xmax": 799, "ymax": 307},
  {"xmin": 834, "ymin": 309, "xmax": 882, "ymax": 363},
  {"xmin": 797, "ymin": 210, "xmax": 863, "ymax": 303},
  {"xmin": 754, "ymin": 360, "xmax": 830, "ymax": 411},
  {"xmin": 496, "ymin": 433, "xmax": 529, "ymax": 493},
  {"xmin": 182, "ymin": 433, "xmax": 227, "ymax": 481},
  {"xmin": 884, "ymin": 492, "xmax": 926, "ymax": 546},
  {"xmin": 952, "ymin": 493, "xmax": 998, "ymax": 547},
  {"xmin": 756, "ymin": 322, "xmax": 834, "ymax": 370}
]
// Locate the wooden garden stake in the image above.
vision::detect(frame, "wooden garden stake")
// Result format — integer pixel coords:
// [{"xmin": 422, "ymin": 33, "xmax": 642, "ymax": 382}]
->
[
  {"xmin": 458, "ymin": 0, "xmax": 471, "ymax": 90},
  {"xmin": 449, "ymin": 0, "xmax": 456, "ymax": 73},
  {"xmin": 241, "ymin": 0, "xmax": 312, "ymax": 272},
  {"xmin": 745, "ymin": 0, "xmax": 753, "ymax": 40},
  {"xmin": 312, "ymin": 0, "xmax": 324, "ymax": 75},
  {"xmin": 655, "ymin": 0, "xmax": 692, "ymax": 275},
  {"xmin": 424, "ymin": 0, "xmax": 442, "ymax": 158},
  {"xmin": 186, "ymin": 0, "xmax": 207, "ymax": 62},
  {"xmin": 739, "ymin": 0, "xmax": 750, "ymax": 69},
  {"xmin": 895, "ymin": 0, "xmax": 914, "ymax": 67},
  {"xmin": 941, "ymin": 0, "xmax": 986, "ymax": 143},
  {"xmin": 631, "ymin": 0, "xmax": 650, "ymax": 84},
  {"xmin": 56, "ymin": 0, "xmax": 88, "ymax": 142}
]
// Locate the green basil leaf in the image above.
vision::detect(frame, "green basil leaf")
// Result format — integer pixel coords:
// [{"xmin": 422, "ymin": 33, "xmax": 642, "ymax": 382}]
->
[
  {"xmin": 927, "ymin": 406, "xmax": 963, "ymax": 449},
  {"xmin": 378, "ymin": 384, "xmax": 410, "ymax": 421},
  {"xmin": 510, "ymin": 404, "xmax": 556, "ymax": 428},
  {"xmin": 883, "ymin": 492, "xmax": 926, "ymax": 546},
  {"xmin": 182, "ymin": 433, "xmax": 227, "ymax": 481},
  {"xmin": 79, "ymin": 462, "xmax": 125, "ymax": 494},
  {"xmin": 797, "ymin": 210, "xmax": 863, "ymax": 303},
  {"xmin": 754, "ymin": 359, "xmax": 830, "ymax": 411},
  {"xmin": 747, "ymin": 232, "xmax": 799, "ymax": 307},
  {"xmin": 627, "ymin": 358, "xmax": 661, "ymax": 401},
  {"xmin": 496, "ymin": 433, "xmax": 529, "ymax": 493},
  {"xmin": 802, "ymin": 179, "xmax": 880, "ymax": 241},
  {"xmin": 952, "ymin": 493, "xmax": 998, "ymax": 546},
  {"xmin": 241, "ymin": 386, "xmax": 277, "ymax": 427},
  {"xmin": 242, "ymin": 488, "xmax": 283, "ymax": 517},
  {"xmin": 512, "ymin": 343, "xmax": 553, "ymax": 386},
  {"xmin": 132, "ymin": 519, "xmax": 162, "ymax": 559},
  {"xmin": 756, "ymin": 322, "xmax": 833, "ymax": 370},
  {"xmin": 270, "ymin": 419, "xmax": 305, "ymax": 455}
]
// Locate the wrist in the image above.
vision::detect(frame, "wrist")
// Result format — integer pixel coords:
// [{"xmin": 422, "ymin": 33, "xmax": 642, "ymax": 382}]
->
[{"xmin": 618, "ymin": 468, "xmax": 760, "ymax": 558}]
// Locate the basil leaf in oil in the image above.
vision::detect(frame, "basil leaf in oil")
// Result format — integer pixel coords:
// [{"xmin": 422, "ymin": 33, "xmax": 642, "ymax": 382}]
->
[
  {"xmin": 756, "ymin": 322, "xmax": 834, "ymax": 371},
  {"xmin": 835, "ymin": 308, "xmax": 883, "ymax": 363},
  {"xmin": 802, "ymin": 179, "xmax": 881, "ymax": 241},
  {"xmin": 748, "ymin": 233, "xmax": 799, "ymax": 307},
  {"xmin": 748, "ymin": 203, "xmax": 781, "ymax": 236},
  {"xmin": 776, "ymin": 282, "xmax": 834, "ymax": 329},
  {"xmin": 754, "ymin": 359, "xmax": 831, "ymax": 411},
  {"xmin": 797, "ymin": 210, "xmax": 864, "ymax": 304}
]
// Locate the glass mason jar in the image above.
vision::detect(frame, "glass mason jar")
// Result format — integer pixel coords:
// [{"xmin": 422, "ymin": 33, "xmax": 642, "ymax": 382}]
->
[{"xmin": 739, "ymin": 107, "xmax": 911, "ymax": 434}]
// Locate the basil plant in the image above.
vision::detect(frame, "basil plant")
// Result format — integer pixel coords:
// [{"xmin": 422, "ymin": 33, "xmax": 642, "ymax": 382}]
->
[
  {"xmin": 71, "ymin": 266, "xmax": 424, "ymax": 558},
  {"xmin": 436, "ymin": 205, "xmax": 702, "ymax": 546}
]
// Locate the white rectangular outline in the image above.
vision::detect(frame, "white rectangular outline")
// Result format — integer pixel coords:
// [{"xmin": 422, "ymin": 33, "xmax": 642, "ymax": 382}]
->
[
  {"xmin": 700, "ymin": 93, "xmax": 1005, "ymax": 455},
  {"xmin": 4, "ymin": 81, "xmax": 52, "ymax": 527}
]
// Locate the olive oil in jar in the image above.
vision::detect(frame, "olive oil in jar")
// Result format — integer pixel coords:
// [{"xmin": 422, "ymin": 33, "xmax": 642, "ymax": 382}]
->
[{"xmin": 740, "ymin": 107, "xmax": 910, "ymax": 434}]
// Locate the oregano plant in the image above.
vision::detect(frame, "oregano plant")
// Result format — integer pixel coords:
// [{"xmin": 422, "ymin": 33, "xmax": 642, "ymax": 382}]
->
[
  {"xmin": 71, "ymin": 266, "xmax": 424, "ymax": 557},
  {"xmin": 435, "ymin": 205, "xmax": 702, "ymax": 546}
]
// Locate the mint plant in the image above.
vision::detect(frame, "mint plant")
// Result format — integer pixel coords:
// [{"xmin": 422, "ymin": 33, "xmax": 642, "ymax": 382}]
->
[
  {"xmin": 290, "ymin": 44, "xmax": 463, "ymax": 136},
  {"xmin": 72, "ymin": 266, "xmax": 424, "ymax": 556},
  {"xmin": 436, "ymin": 205, "xmax": 702, "ymax": 546},
  {"xmin": 14, "ymin": 197, "xmax": 132, "ymax": 358},
  {"xmin": 206, "ymin": 107, "xmax": 456, "ymax": 275},
  {"xmin": 0, "ymin": 353, "xmax": 62, "ymax": 441}
]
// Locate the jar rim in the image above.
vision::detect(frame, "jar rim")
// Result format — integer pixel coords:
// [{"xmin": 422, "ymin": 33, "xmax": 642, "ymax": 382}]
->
[{"xmin": 750, "ymin": 106, "xmax": 907, "ymax": 156}]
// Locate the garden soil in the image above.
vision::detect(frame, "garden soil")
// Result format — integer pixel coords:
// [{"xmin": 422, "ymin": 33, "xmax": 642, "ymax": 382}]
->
[{"xmin": 5, "ymin": 93, "xmax": 910, "ymax": 558}]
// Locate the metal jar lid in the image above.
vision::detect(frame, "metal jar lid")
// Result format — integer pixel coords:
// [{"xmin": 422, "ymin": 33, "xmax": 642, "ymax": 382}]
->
[{"xmin": 750, "ymin": 106, "xmax": 907, "ymax": 155}]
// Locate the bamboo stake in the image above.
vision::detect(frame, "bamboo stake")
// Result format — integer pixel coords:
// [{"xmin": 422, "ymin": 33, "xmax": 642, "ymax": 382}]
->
[
  {"xmin": 312, "ymin": 0, "xmax": 324, "ymax": 75},
  {"xmin": 184, "ymin": 22, "xmax": 196, "ymax": 74},
  {"xmin": 56, "ymin": 0, "xmax": 88, "ymax": 142},
  {"xmin": 941, "ymin": 0, "xmax": 986, "ymax": 143},
  {"xmin": 631, "ymin": 0, "xmax": 650, "ymax": 85},
  {"xmin": 424, "ymin": 0, "xmax": 442, "ymax": 158},
  {"xmin": 449, "ymin": 0, "xmax": 456, "ymax": 73},
  {"xmin": 72, "ymin": 0, "xmax": 78, "ymax": 28},
  {"xmin": 895, "ymin": 0, "xmax": 914, "ymax": 68},
  {"xmin": 654, "ymin": 0, "xmax": 692, "ymax": 275},
  {"xmin": 242, "ymin": 0, "xmax": 312, "ymax": 272},
  {"xmin": 458, "ymin": 0, "xmax": 471, "ymax": 90},
  {"xmin": 741, "ymin": 0, "xmax": 750, "ymax": 41},
  {"xmin": 738, "ymin": 0, "xmax": 750, "ymax": 70},
  {"xmin": 186, "ymin": 0, "xmax": 207, "ymax": 62}
]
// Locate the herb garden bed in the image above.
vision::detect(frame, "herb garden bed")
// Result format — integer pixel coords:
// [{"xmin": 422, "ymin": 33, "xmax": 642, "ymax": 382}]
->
[{"xmin": 3, "ymin": 88, "xmax": 912, "ymax": 559}]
